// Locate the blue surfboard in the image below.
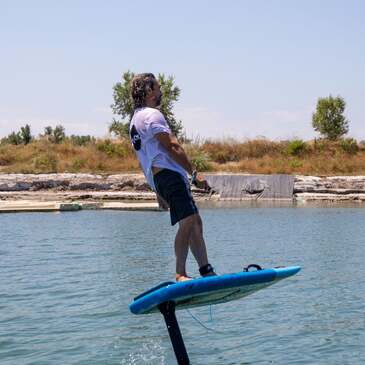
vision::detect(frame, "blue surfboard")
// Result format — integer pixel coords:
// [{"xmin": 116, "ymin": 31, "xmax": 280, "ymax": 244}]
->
[{"xmin": 130, "ymin": 266, "xmax": 300, "ymax": 315}]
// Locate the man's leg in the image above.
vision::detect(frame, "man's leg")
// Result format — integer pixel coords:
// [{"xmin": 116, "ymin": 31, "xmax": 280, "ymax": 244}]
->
[
  {"xmin": 175, "ymin": 218, "xmax": 191, "ymax": 280},
  {"xmin": 186, "ymin": 214, "xmax": 209, "ymax": 268},
  {"xmin": 175, "ymin": 213, "xmax": 211, "ymax": 281}
]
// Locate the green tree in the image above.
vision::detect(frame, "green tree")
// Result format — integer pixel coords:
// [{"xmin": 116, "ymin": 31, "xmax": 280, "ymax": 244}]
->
[
  {"xmin": 109, "ymin": 119, "xmax": 130, "ymax": 139},
  {"xmin": 312, "ymin": 95, "xmax": 349, "ymax": 140},
  {"xmin": 2, "ymin": 124, "xmax": 32, "ymax": 145},
  {"xmin": 44, "ymin": 126, "xmax": 53, "ymax": 138},
  {"xmin": 69, "ymin": 135, "xmax": 95, "ymax": 146},
  {"xmin": 111, "ymin": 71, "xmax": 183, "ymax": 138},
  {"xmin": 4, "ymin": 131, "xmax": 22, "ymax": 145},
  {"xmin": 52, "ymin": 125, "xmax": 66, "ymax": 144},
  {"xmin": 20, "ymin": 124, "xmax": 32, "ymax": 145},
  {"xmin": 42, "ymin": 125, "xmax": 66, "ymax": 143}
]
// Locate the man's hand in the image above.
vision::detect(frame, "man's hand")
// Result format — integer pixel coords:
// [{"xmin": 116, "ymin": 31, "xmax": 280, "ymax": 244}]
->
[
  {"xmin": 193, "ymin": 174, "xmax": 211, "ymax": 191},
  {"xmin": 156, "ymin": 193, "xmax": 169, "ymax": 210}
]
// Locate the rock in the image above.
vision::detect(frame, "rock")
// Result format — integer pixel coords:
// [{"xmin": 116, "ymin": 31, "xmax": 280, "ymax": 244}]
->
[
  {"xmin": 1, "ymin": 173, "xmax": 365, "ymax": 202},
  {"xmin": 0, "ymin": 173, "xmax": 151, "ymax": 192},
  {"xmin": 295, "ymin": 193, "xmax": 365, "ymax": 201},
  {"xmin": 294, "ymin": 175, "xmax": 365, "ymax": 195},
  {"xmin": 0, "ymin": 190, "xmax": 157, "ymax": 202},
  {"xmin": 59, "ymin": 203, "xmax": 81, "ymax": 211},
  {"xmin": 69, "ymin": 182, "xmax": 112, "ymax": 190}
]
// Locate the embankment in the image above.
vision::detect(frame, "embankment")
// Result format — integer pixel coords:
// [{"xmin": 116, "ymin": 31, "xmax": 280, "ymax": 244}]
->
[{"xmin": 1, "ymin": 173, "xmax": 365, "ymax": 202}]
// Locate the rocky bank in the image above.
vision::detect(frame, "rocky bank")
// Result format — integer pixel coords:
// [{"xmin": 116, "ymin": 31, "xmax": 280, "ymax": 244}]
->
[{"xmin": 1, "ymin": 173, "xmax": 365, "ymax": 202}]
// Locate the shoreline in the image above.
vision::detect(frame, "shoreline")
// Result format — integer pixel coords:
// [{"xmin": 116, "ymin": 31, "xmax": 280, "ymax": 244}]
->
[{"xmin": 1, "ymin": 173, "xmax": 365, "ymax": 212}]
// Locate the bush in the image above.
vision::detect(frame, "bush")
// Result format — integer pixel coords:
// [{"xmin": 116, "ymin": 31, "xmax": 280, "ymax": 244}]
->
[
  {"xmin": 3, "ymin": 132, "xmax": 23, "ymax": 145},
  {"xmin": 289, "ymin": 158, "xmax": 303, "ymax": 169},
  {"xmin": 312, "ymin": 138, "xmax": 337, "ymax": 154},
  {"xmin": 71, "ymin": 157, "xmax": 87, "ymax": 170},
  {"xmin": 340, "ymin": 138, "xmax": 359, "ymax": 154},
  {"xmin": 286, "ymin": 139, "xmax": 306, "ymax": 156},
  {"xmin": 201, "ymin": 140, "xmax": 239, "ymax": 163},
  {"xmin": 201, "ymin": 138, "xmax": 281, "ymax": 162},
  {"xmin": 184, "ymin": 142, "xmax": 213, "ymax": 171},
  {"xmin": 190, "ymin": 151, "xmax": 212, "ymax": 171},
  {"xmin": 242, "ymin": 139, "xmax": 281, "ymax": 158},
  {"xmin": 32, "ymin": 153, "xmax": 58, "ymax": 172},
  {"xmin": 69, "ymin": 135, "xmax": 95, "ymax": 146},
  {"xmin": 96, "ymin": 139, "xmax": 127, "ymax": 157},
  {"xmin": 0, "ymin": 146, "xmax": 16, "ymax": 165}
]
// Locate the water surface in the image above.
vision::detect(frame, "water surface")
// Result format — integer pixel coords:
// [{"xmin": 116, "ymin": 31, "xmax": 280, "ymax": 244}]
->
[{"xmin": 1, "ymin": 206, "xmax": 364, "ymax": 364}]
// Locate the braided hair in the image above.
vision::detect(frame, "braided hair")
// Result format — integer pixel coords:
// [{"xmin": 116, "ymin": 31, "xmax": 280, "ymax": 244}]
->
[{"xmin": 131, "ymin": 73, "xmax": 156, "ymax": 109}]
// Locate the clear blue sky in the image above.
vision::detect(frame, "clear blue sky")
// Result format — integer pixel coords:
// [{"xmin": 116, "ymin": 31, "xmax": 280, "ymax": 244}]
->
[{"xmin": 1, "ymin": 0, "xmax": 364, "ymax": 140}]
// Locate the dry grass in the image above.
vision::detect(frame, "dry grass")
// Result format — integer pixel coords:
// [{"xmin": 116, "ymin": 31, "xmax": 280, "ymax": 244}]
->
[
  {"xmin": 201, "ymin": 138, "xmax": 283, "ymax": 162},
  {"xmin": 1, "ymin": 137, "xmax": 365, "ymax": 175},
  {"xmin": 0, "ymin": 139, "xmax": 140, "ymax": 174}
]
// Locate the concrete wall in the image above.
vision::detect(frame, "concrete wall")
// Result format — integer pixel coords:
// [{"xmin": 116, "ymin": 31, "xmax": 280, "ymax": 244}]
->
[{"xmin": 205, "ymin": 174, "xmax": 294, "ymax": 200}]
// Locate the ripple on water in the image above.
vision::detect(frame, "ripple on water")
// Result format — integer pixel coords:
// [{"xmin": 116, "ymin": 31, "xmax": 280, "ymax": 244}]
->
[{"xmin": 0, "ymin": 208, "xmax": 365, "ymax": 364}]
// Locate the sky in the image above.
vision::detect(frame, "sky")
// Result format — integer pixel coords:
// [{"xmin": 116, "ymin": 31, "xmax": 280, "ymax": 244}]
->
[{"xmin": 1, "ymin": 0, "xmax": 364, "ymax": 141}]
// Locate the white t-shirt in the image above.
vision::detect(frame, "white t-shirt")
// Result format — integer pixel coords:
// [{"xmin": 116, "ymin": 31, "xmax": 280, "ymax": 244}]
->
[{"xmin": 129, "ymin": 107, "xmax": 188, "ymax": 190}]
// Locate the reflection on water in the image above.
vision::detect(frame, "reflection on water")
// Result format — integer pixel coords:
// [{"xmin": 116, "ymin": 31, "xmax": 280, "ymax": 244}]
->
[
  {"xmin": 198, "ymin": 199, "xmax": 365, "ymax": 209},
  {"xmin": 0, "ymin": 207, "xmax": 364, "ymax": 364}
]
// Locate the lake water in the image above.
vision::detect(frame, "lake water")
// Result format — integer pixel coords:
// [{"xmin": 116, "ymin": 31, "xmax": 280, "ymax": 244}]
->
[{"xmin": 1, "ymin": 205, "xmax": 364, "ymax": 364}]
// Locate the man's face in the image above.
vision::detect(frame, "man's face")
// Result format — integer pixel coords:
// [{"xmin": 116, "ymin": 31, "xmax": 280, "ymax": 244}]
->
[{"xmin": 148, "ymin": 79, "xmax": 162, "ymax": 107}]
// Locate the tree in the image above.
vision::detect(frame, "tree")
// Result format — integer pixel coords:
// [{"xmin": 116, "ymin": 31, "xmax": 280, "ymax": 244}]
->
[
  {"xmin": 44, "ymin": 126, "xmax": 53, "ymax": 138},
  {"xmin": 69, "ymin": 134, "xmax": 95, "ymax": 146},
  {"xmin": 4, "ymin": 131, "xmax": 22, "ymax": 145},
  {"xmin": 53, "ymin": 125, "xmax": 66, "ymax": 144},
  {"xmin": 20, "ymin": 124, "xmax": 32, "ymax": 145},
  {"xmin": 42, "ymin": 125, "xmax": 66, "ymax": 143},
  {"xmin": 312, "ymin": 95, "xmax": 349, "ymax": 140},
  {"xmin": 1, "ymin": 124, "xmax": 32, "ymax": 145},
  {"xmin": 111, "ymin": 71, "xmax": 183, "ymax": 138},
  {"xmin": 109, "ymin": 119, "xmax": 130, "ymax": 139}
]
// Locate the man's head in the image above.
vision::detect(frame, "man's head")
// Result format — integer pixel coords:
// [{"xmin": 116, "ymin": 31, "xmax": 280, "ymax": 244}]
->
[{"xmin": 131, "ymin": 73, "xmax": 162, "ymax": 109}]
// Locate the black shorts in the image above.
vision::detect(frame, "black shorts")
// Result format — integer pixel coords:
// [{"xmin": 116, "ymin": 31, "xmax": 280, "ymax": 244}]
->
[{"xmin": 153, "ymin": 169, "xmax": 198, "ymax": 226}]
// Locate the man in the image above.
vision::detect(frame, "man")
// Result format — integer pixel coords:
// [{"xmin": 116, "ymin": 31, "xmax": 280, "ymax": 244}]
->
[{"xmin": 129, "ymin": 73, "xmax": 216, "ymax": 282}]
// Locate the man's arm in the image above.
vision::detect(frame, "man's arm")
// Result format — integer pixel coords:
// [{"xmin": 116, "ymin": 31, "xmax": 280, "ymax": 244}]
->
[
  {"xmin": 154, "ymin": 132, "xmax": 210, "ymax": 190},
  {"xmin": 154, "ymin": 132, "xmax": 194, "ymax": 174}
]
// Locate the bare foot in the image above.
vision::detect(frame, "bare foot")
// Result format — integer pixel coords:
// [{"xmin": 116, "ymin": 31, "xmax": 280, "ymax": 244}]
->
[{"xmin": 176, "ymin": 274, "xmax": 193, "ymax": 282}]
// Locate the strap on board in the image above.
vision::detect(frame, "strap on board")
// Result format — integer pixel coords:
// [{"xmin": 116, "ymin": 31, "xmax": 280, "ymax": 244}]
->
[{"xmin": 243, "ymin": 264, "xmax": 263, "ymax": 272}]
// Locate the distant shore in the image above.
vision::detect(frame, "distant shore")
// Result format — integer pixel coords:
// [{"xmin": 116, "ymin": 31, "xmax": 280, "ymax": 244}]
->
[{"xmin": 1, "ymin": 173, "xmax": 365, "ymax": 203}]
